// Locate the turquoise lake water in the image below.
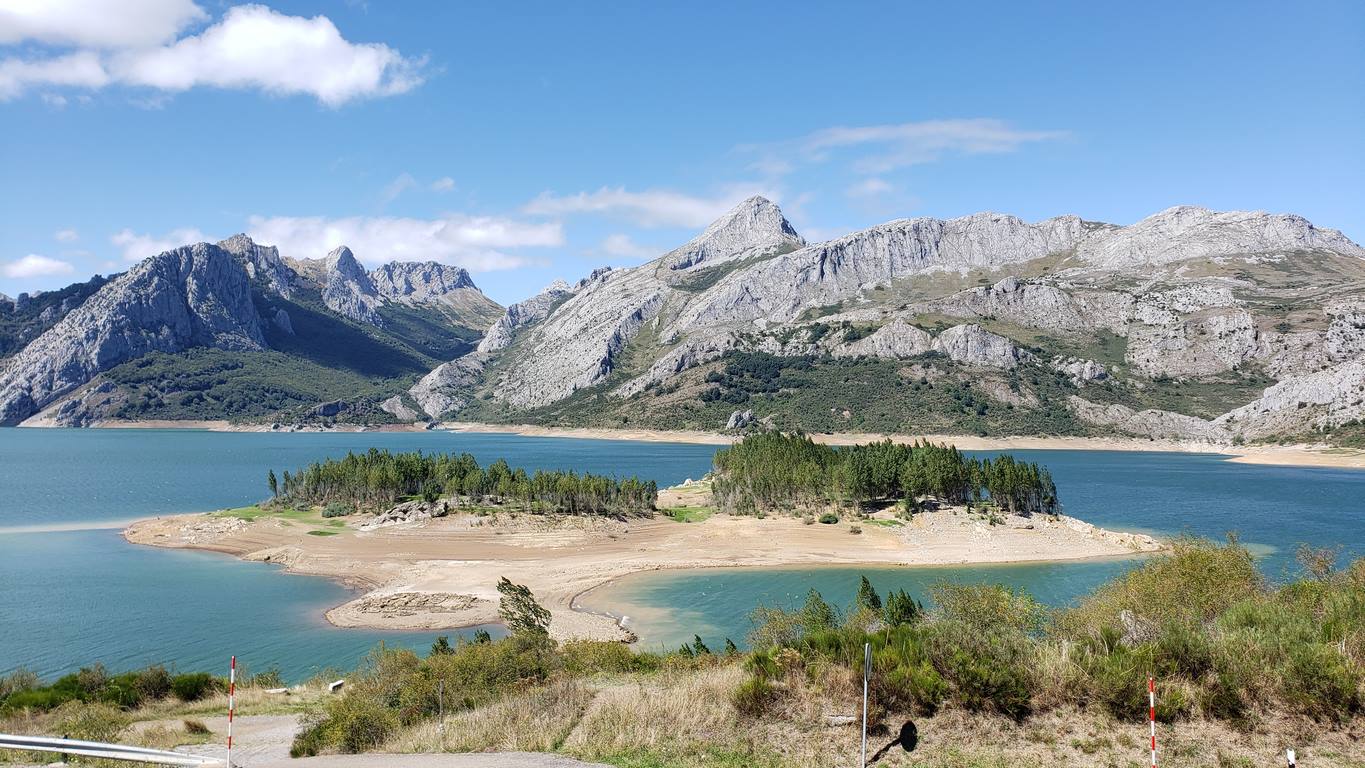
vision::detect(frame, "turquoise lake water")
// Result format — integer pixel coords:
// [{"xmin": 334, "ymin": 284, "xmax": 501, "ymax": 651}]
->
[{"xmin": 1, "ymin": 428, "xmax": 1361, "ymax": 679}]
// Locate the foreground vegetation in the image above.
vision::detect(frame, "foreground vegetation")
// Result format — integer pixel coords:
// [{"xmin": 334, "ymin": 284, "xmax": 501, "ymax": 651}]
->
[
  {"xmin": 274, "ymin": 448, "xmax": 658, "ymax": 516},
  {"xmin": 4, "ymin": 540, "xmax": 1360, "ymax": 767},
  {"xmin": 712, "ymin": 432, "xmax": 1058, "ymax": 516}
]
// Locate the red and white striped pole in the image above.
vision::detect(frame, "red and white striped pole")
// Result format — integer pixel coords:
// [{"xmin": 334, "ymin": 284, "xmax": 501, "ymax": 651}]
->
[
  {"xmin": 1148, "ymin": 676, "xmax": 1157, "ymax": 767},
  {"xmin": 227, "ymin": 656, "xmax": 236, "ymax": 768}
]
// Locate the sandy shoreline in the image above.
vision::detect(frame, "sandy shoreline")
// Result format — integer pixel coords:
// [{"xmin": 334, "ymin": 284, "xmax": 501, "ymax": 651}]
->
[
  {"xmin": 23, "ymin": 417, "xmax": 1362, "ymax": 470},
  {"xmin": 124, "ymin": 500, "xmax": 1163, "ymax": 643}
]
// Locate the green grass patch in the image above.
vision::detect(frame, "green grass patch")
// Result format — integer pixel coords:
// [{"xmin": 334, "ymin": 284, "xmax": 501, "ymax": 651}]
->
[
  {"xmin": 863, "ymin": 518, "xmax": 904, "ymax": 527},
  {"xmin": 663, "ymin": 506, "xmax": 714, "ymax": 523},
  {"xmin": 306, "ymin": 530, "xmax": 340, "ymax": 536}
]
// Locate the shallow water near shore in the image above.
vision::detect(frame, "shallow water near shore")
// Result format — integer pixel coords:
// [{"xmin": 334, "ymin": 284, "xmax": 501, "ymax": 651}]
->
[{"xmin": 1, "ymin": 428, "xmax": 1362, "ymax": 679}]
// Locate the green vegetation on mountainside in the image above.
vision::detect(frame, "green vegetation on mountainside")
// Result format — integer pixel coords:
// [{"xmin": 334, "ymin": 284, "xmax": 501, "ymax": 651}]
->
[
  {"xmin": 0, "ymin": 274, "xmax": 112, "ymax": 359},
  {"xmin": 102, "ymin": 349, "xmax": 410, "ymax": 423}
]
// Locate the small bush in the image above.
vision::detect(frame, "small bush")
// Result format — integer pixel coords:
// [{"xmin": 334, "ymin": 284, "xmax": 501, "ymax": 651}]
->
[
  {"xmin": 731, "ymin": 675, "xmax": 776, "ymax": 717},
  {"xmin": 848, "ymin": 525, "xmax": 862, "ymax": 535},
  {"xmin": 54, "ymin": 700, "xmax": 130, "ymax": 743},
  {"xmin": 171, "ymin": 672, "xmax": 219, "ymax": 702},
  {"xmin": 818, "ymin": 513, "xmax": 839, "ymax": 524},
  {"xmin": 183, "ymin": 718, "xmax": 210, "ymax": 735},
  {"xmin": 322, "ymin": 502, "xmax": 351, "ymax": 518}
]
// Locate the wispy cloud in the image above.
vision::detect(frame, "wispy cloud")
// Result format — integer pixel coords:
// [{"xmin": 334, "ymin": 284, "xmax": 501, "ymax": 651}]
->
[
  {"xmin": 54, "ymin": 228, "xmax": 80, "ymax": 243},
  {"xmin": 430, "ymin": 177, "xmax": 456, "ymax": 193},
  {"xmin": 247, "ymin": 214, "xmax": 563, "ymax": 272},
  {"xmin": 2, "ymin": 254, "xmax": 75, "ymax": 278},
  {"xmin": 0, "ymin": 3, "xmax": 426, "ymax": 106},
  {"xmin": 380, "ymin": 173, "xmax": 417, "ymax": 204},
  {"xmin": 743, "ymin": 118, "xmax": 1066, "ymax": 176},
  {"xmin": 599, "ymin": 233, "xmax": 657, "ymax": 260},
  {"xmin": 523, "ymin": 184, "xmax": 776, "ymax": 229},
  {"xmin": 111, "ymin": 226, "xmax": 210, "ymax": 262}
]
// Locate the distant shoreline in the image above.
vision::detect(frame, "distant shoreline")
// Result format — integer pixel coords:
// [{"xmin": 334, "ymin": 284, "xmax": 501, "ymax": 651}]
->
[{"xmin": 33, "ymin": 417, "xmax": 1365, "ymax": 470}]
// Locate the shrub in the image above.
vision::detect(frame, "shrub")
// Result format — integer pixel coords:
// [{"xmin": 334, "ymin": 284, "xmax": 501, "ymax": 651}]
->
[
  {"xmin": 1281, "ymin": 643, "xmax": 1361, "ymax": 722},
  {"xmin": 322, "ymin": 502, "xmax": 350, "ymax": 518},
  {"xmin": 818, "ymin": 513, "xmax": 839, "ymax": 524},
  {"xmin": 171, "ymin": 672, "xmax": 219, "ymax": 702},
  {"xmin": 731, "ymin": 675, "xmax": 776, "ymax": 717},
  {"xmin": 183, "ymin": 719, "xmax": 210, "ymax": 735},
  {"xmin": 54, "ymin": 700, "xmax": 130, "ymax": 743}
]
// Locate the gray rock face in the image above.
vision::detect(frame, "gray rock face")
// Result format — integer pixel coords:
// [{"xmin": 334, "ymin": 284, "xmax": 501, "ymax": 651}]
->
[
  {"xmin": 1216, "ymin": 357, "xmax": 1365, "ymax": 439},
  {"xmin": 1069, "ymin": 397, "xmax": 1231, "ymax": 442},
  {"xmin": 673, "ymin": 212, "xmax": 1086, "ymax": 329},
  {"xmin": 408, "ymin": 353, "xmax": 489, "ymax": 418},
  {"xmin": 477, "ymin": 280, "xmax": 572, "ymax": 354},
  {"xmin": 1076, "ymin": 206, "xmax": 1365, "ymax": 267},
  {"xmin": 663, "ymin": 196, "xmax": 804, "ymax": 272},
  {"xmin": 726, "ymin": 409, "xmax": 755, "ymax": 430},
  {"xmin": 1126, "ymin": 308, "xmax": 1263, "ymax": 378},
  {"xmin": 0, "ymin": 243, "xmax": 264, "ymax": 425},
  {"xmin": 1053, "ymin": 357, "xmax": 1108, "ymax": 385},
  {"xmin": 379, "ymin": 395, "xmax": 422, "ymax": 422},
  {"xmin": 218, "ymin": 234, "xmax": 298, "ymax": 298},
  {"xmin": 0, "ymin": 293, "xmax": 12, "ymax": 313},
  {"xmin": 272, "ymin": 308, "xmax": 294, "ymax": 335},
  {"xmin": 832, "ymin": 320, "xmax": 934, "ymax": 359},
  {"xmin": 370, "ymin": 261, "xmax": 476, "ymax": 303},
  {"xmin": 919, "ymin": 277, "xmax": 1089, "ymax": 331},
  {"xmin": 319, "ymin": 246, "xmax": 384, "ymax": 325},
  {"xmin": 931, "ymin": 324, "xmax": 1033, "ymax": 368}
]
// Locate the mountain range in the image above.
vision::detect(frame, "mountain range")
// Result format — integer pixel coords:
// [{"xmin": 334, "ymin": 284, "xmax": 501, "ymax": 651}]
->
[{"xmin": 3, "ymin": 198, "xmax": 1364, "ymax": 446}]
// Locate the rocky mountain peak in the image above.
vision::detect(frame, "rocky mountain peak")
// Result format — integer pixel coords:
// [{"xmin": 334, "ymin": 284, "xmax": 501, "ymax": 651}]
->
[
  {"xmin": 0, "ymin": 242, "xmax": 264, "ymax": 425},
  {"xmin": 317, "ymin": 246, "xmax": 382, "ymax": 325},
  {"xmin": 369, "ymin": 261, "xmax": 478, "ymax": 304},
  {"xmin": 217, "ymin": 233, "xmax": 297, "ymax": 298},
  {"xmin": 663, "ymin": 195, "xmax": 805, "ymax": 271}
]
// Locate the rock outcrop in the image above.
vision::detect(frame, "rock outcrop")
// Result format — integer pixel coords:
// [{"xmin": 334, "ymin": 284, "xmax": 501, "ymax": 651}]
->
[
  {"xmin": 477, "ymin": 280, "xmax": 573, "ymax": 354},
  {"xmin": 218, "ymin": 234, "xmax": 298, "ymax": 298},
  {"xmin": 318, "ymin": 246, "xmax": 384, "ymax": 325},
  {"xmin": 0, "ymin": 242, "xmax": 264, "ymax": 425},
  {"xmin": 662, "ymin": 196, "xmax": 804, "ymax": 272},
  {"xmin": 1069, "ymin": 397, "xmax": 1231, "ymax": 442},
  {"xmin": 1216, "ymin": 357, "xmax": 1365, "ymax": 439}
]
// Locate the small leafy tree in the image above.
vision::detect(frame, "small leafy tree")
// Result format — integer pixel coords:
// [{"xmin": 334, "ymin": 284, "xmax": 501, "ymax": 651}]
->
[
  {"xmin": 472, "ymin": 629, "xmax": 492, "ymax": 644},
  {"xmin": 496, "ymin": 577, "xmax": 551, "ymax": 637},
  {"xmin": 692, "ymin": 635, "xmax": 711, "ymax": 655},
  {"xmin": 429, "ymin": 636, "xmax": 453, "ymax": 656},
  {"xmin": 799, "ymin": 589, "xmax": 839, "ymax": 633},
  {"xmin": 267, "ymin": 469, "xmax": 278, "ymax": 499},
  {"xmin": 421, "ymin": 479, "xmax": 442, "ymax": 504}
]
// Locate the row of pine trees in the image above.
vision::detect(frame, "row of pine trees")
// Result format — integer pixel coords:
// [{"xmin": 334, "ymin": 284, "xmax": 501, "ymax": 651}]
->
[
  {"xmin": 711, "ymin": 432, "xmax": 1058, "ymax": 515},
  {"xmin": 269, "ymin": 448, "xmax": 657, "ymax": 516}
]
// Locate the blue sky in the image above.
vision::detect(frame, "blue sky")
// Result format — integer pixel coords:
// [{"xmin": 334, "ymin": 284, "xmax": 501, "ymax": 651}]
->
[{"xmin": 1, "ymin": 0, "xmax": 1362, "ymax": 305}]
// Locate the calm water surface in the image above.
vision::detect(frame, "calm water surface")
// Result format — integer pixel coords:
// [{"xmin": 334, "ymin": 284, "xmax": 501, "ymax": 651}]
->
[
  {"xmin": 1, "ymin": 429, "xmax": 1360, "ymax": 677},
  {"xmin": 0, "ymin": 428, "xmax": 715, "ymax": 680}
]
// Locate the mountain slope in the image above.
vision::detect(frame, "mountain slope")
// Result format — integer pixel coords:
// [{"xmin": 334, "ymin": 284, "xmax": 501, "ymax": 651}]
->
[
  {"xmin": 410, "ymin": 199, "xmax": 1365, "ymax": 446},
  {"xmin": 0, "ymin": 235, "xmax": 505, "ymax": 426}
]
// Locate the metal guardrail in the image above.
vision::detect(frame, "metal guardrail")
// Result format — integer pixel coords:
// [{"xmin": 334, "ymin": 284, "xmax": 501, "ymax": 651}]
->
[{"xmin": 0, "ymin": 732, "xmax": 225, "ymax": 766}]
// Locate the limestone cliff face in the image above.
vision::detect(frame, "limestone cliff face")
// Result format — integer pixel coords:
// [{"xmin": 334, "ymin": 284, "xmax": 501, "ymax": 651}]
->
[
  {"xmin": 477, "ymin": 280, "xmax": 573, "ymax": 354},
  {"xmin": 0, "ymin": 242, "xmax": 264, "ymax": 425},
  {"xmin": 319, "ymin": 246, "xmax": 384, "ymax": 325},
  {"xmin": 218, "ymin": 233, "xmax": 298, "ymax": 298}
]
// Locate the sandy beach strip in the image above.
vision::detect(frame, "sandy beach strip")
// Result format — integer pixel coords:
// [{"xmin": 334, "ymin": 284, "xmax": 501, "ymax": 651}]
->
[
  {"xmin": 124, "ymin": 503, "xmax": 1162, "ymax": 643},
  {"xmin": 40, "ymin": 417, "xmax": 1362, "ymax": 469}
]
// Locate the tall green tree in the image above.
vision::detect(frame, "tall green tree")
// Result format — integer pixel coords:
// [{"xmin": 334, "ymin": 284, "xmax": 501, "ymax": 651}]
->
[
  {"xmin": 856, "ymin": 576, "xmax": 882, "ymax": 613},
  {"xmin": 267, "ymin": 469, "xmax": 278, "ymax": 499},
  {"xmin": 496, "ymin": 577, "xmax": 551, "ymax": 638}
]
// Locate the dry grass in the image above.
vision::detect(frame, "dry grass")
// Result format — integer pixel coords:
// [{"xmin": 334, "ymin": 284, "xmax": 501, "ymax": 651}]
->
[{"xmin": 385, "ymin": 679, "xmax": 595, "ymax": 753}]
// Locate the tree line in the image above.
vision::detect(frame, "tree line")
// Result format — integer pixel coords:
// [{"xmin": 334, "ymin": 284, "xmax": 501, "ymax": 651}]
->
[
  {"xmin": 271, "ymin": 448, "xmax": 657, "ymax": 516},
  {"xmin": 711, "ymin": 432, "xmax": 1058, "ymax": 515}
]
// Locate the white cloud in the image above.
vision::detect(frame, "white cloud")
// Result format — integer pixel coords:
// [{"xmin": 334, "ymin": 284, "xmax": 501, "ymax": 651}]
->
[
  {"xmin": 523, "ymin": 185, "xmax": 776, "ymax": 229},
  {"xmin": 600, "ymin": 233, "xmax": 656, "ymax": 260},
  {"xmin": 846, "ymin": 178, "xmax": 893, "ymax": 198},
  {"xmin": 110, "ymin": 227, "xmax": 209, "ymax": 262},
  {"xmin": 746, "ymin": 118, "xmax": 1066, "ymax": 175},
  {"xmin": 380, "ymin": 173, "xmax": 416, "ymax": 204},
  {"xmin": 54, "ymin": 228, "xmax": 79, "ymax": 242},
  {"xmin": 40, "ymin": 92, "xmax": 68, "ymax": 107},
  {"xmin": 0, "ymin": 4, "xmax": 425, "ymax": 105},
  {"xmin": 0, "ymin": 51, "xmax": 109, "ymax": 98},
  {"xmin": 430, "ymin": 177, "xmax": 456, "ymax": 193},
  {"xmin": 3, "ymin": 254, "xmax": 75, "ymax": 278},
  {"xmin": 247, "ymin": 214, "xmax": 563, "ymax": 272},
  {"xmin": 0, "ymin": 0, "xmax": 206, "ymax": 48}
]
